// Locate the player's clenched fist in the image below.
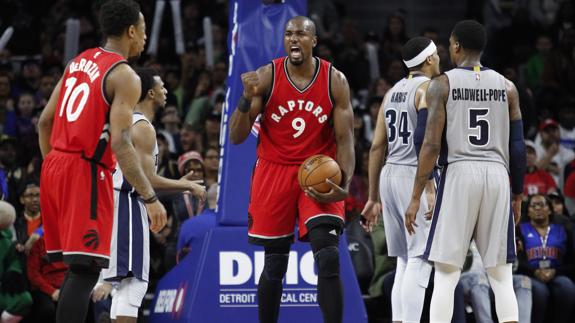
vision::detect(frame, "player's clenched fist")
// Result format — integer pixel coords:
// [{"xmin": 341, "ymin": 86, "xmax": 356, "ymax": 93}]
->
[{"xmin": 241, "ymin": 71, "xmax": 260, "ymax": 100}]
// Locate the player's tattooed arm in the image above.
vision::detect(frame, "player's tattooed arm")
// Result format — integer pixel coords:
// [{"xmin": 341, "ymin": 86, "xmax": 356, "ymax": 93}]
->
[
  {"xmin": 38, "ymin": 75, "xmax": 65, "ymax": 157},
  {"xmin": 405, "ymin": 75, "xmax": 447, "ymax": 234},
  {"xmin": 229, "ymin": 63, "xmax": 271, "ymax": 144},
  {"xmin": 360, "ymin": 93, "xmax": 389, "ymax": 231},
  {"xmin": 413, "ymin": 75, "xmax": 447, "ymax": 199}
]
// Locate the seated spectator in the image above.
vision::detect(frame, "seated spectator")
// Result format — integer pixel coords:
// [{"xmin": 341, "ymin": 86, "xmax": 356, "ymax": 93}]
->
[
  {"xmin": 203, "ymin": 146, "xmax": 219, "ymax": 188},
  {"xmin": 177, "ymin": 183, "xmax": 218, "ymax": 262},
  {"xmin": 14, "ymin": 180, "xmax": 41, "ymax": 255},
  {"xmin": 548, "ymin": 191, "xmax": 571, "ymax": 218},
  {"xmin": 533, "ymin": 119, "xmax": 575, "ymax": 187},
  {"xmin": 172, "ymin": 151, "xmax": 205, "ymax": 221},
  {"xmin": 26, "ymin": 236, "xmax": 67, "ymax": 323},
  {"xmin": 0, "ymin": 201, "xmax": 32, "ymax": 322},
  {"xmin": 524, "ymin": 141, "xmax": 557, "ymax": 196},
  {"xmin": 517, "ymin": 194, "xmax": 575, "ymax": 323},
  {"xmin": 557, "ymin": 98, "xmax": 575, "ymax": 150},
  {"xmin": 156, "ymin": 133, "xmax": 179, "ymax": 180}
]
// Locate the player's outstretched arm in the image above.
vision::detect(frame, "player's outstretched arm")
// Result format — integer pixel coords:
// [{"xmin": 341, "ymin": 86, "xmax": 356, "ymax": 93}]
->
[
  {"xmin": 108, "ymin": 64, "xmax": 166, "ymax": 233},
  {"xmin": 229, "ymin": 64, "xmax": 271, "ymax": 145},
  {"xmin": 405, "ymin": 75, "xmax": 448, "ymax": 235},
  {"xmin": 361, "ymin": 94, "xmax": 389, "ymax": 231},
  {"xmin": 131, "ymin": 121, "xmax": 206, "ymax": 200},
  {"xmin": 306, "ymin": 67, "xmax": 355, "ymax": 203},
  {"xmin": 507, "ymin": 79, "xmax": 526, "ymax": 224},
  {"xmin": 38, "ymin": 76, "xmax": 63, "ymax": 157}
]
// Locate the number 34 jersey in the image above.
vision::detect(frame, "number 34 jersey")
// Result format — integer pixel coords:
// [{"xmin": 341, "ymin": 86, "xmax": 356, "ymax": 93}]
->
[
  {"xmin": 257, "ymin": 57, "xmax": 336, "ymax": 165},
  {"xmin": 443, "ymin": 67, "xmax": 510, "ymax": 169},
  {"xmin": 50, "ymin": 47, "xmax": 126, "ymax": 169},
  {"xmin": 383, "ymin": 75, "xmax": 430, "ymax": 166}
]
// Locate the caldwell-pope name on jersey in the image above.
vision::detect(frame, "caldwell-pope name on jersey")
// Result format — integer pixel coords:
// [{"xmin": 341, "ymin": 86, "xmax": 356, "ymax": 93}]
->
[
  {"xmin": 451, "ymin": 88, "xmax": 506, "ymax": 102},
  {"xmin": 270, "ymin": 99, "xmax": 328, "ymax": 124}
]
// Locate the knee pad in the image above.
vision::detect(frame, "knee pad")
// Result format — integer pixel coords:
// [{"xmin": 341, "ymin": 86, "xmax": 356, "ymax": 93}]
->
[
  {"xmin": 308, "ymin": 225, "xmax": 340, "ymax": 253},
  {"xmin": 263, "ymin": 254, "xmax": 289, "ymax": 281},
  {"xmin": 314, "ymin": 246, "xmax": 340, "ymax": 278},
  {"xmin": 114, "ymin": 278, "xmax": 148, "ymax": 318}
]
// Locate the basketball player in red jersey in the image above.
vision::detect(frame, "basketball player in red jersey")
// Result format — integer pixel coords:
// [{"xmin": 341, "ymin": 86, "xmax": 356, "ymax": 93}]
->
[
  {"xmin": 37, "ymin": 1, "xmax": 166, "ymax": 322},
  {"xmin": 229, "ymin": 16, "xmax": 354, "ymax": 323}
]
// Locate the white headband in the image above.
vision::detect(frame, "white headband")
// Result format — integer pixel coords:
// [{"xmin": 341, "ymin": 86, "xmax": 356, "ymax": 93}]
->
[{"xmin": 403, "ymin": 41, "xmax": 437, "ymax": 68}]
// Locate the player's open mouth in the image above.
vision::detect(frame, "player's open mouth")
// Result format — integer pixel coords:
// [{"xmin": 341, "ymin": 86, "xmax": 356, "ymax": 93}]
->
[{"xmin": 290, "ymin": 46, "xmax": 302, "ymax": 59}]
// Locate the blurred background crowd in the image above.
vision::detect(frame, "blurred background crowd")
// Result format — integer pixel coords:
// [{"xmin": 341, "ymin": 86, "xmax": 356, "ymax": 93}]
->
[{"xmin": 0, "ymin": 0, "xmax": 575, "ymax": 322}]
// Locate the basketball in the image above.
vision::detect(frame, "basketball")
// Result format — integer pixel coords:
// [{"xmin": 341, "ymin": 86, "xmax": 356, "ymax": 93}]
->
[{"xmin": 298, "ymin": 155, "xmax": 342, "ymax": 193}]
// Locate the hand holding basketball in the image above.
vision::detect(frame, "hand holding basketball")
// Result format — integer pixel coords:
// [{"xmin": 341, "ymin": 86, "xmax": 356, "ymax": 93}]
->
[{"xmin": 298, "ymin": 155, "xmax": 347, "ymax": 203}]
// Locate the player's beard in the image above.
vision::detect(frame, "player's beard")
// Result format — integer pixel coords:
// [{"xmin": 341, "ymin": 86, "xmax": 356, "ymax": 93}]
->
[{"xmin": 289, "ymin": 56, "xmax": 304, "ymax": 66}]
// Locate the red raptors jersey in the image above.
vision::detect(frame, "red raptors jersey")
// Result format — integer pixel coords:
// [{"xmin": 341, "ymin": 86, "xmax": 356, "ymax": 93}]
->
[
  {"xmin": 257, "ymin": 57, "xmax": 336, "ymax": 164},
  {"xmin": 50, "ymin": 48, "xmax": 126, "ymax": 169}
]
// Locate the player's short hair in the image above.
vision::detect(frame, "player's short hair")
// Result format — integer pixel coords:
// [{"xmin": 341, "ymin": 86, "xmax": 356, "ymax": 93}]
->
[
  {"xmin": 134, "ymin": 68, "xmax": 158, "ymax": 102},
  {"xmin": 99, "ymin": 0, "xmax": 141, "ymax": 37},
  {"xmin": 452, "ymin": 20, "xmax": 487, "ymax": 52},
  {"xmin": 402, "ymin": 37, "xmax": 433, "ymax": 69}
]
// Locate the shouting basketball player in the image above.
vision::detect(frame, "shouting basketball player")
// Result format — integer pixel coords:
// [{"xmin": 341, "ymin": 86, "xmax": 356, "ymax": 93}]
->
[
  {"xmin": 229, "ymin": 16, "xmax": 354, "ymax": 323},
  {"xmin": 38, "ymin": 1, "xmax": 167, "ymax": 322},
  {"xmin": 405, "ymin": 20, "xmax": 526, "ymax": 322},
  {"xmin": 361, "ymin": 36, "xmax": 441, "ymax": 323}
]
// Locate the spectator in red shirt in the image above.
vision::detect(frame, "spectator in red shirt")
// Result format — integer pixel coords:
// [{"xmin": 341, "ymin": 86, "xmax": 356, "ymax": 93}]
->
[
  {"xmin": 524, "ymin": 141, "xmax": 558, "ymax": 196},
  {"xmin": 26, "ymin": 236, "xmax": 67, "ymax": 323}
]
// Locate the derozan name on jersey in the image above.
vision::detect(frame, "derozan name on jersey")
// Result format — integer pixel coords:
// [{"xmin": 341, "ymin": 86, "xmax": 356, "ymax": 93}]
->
[
  {"xmin": 270, "ymin": 99, "xmax": 328, "ymax": 124},
  {"xmin": 68, "ymin": 58, "xmax": 101, "ymax": 83}
]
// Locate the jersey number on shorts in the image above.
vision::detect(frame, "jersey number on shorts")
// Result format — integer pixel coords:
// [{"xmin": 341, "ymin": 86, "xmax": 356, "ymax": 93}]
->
[
  {"xmin": 58, "ymin": 77, "xmax": 90, "ymax": 122},
  {"xmin": 386, "ymin": 109, "xmax": 410, "ymax": 144},
  {"xmin": 468, "ymin": 108, "xmax": 490, "ymax": 146}
]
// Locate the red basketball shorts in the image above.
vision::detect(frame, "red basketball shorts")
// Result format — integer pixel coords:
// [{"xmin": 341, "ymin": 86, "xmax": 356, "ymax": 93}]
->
[
  {"xmin": 40, "ymin": 150, "xmax": 114, "ymax": 268},
  {"xmin": 248, "ymin": 158, "xmax": 344, "ymax": 246}
]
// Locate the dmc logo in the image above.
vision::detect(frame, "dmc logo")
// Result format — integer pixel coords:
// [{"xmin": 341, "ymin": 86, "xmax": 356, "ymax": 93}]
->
[
  {"xmin": 219, "ymin": 251, "xmax": 317, "ymax": 285},
  {"xmin": 154, "ymin": 286, "xmax": 186, "ymax": 316},
  {"xmin": 348, "ymin": 242, "xmax": 360, "ymax": 252}
]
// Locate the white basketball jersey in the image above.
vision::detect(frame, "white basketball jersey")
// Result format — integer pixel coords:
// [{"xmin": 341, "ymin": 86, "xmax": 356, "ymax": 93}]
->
[
  {"xmin": 113, "ymin": 112, "xmax": 159, "ymax": 191},
  {"xmin": 383, "ymin": 74, "xmax": 430, "ymax": 166},
  {"xmin": 443, "ymin": 67, "xmax": 510, "ymax": 169}
]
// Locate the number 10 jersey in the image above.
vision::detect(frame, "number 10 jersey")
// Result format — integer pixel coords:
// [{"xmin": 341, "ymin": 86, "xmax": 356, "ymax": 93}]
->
[
  {"xmin": 257, "ymin": 57, "xmax": 336, "ymax": 165},
  {"xmin": 50, "ymin": 47, "xmax": 127, "ymax": 170}
]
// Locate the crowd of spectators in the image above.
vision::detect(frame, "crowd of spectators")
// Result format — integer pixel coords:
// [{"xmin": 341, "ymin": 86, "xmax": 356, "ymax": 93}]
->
[{"xmin": 0, "ymin": 0, "xmax": 574, "ymax": 322}]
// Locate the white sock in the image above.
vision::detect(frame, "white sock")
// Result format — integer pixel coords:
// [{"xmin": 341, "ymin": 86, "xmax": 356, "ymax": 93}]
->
[
  {"xmin": 430, "ymin": 262, "xmax": 461, "ymax": 323},
  {"xmin": 486, "ymin": 264, "xmax": 518, "ymax": 322},
  {"xmin": 1, "ymin": 311, "xmax": 23, "ymax": 323},
  {"xmin": 402, "ymin": 257, "xmax": 432, "ymax": 323},
  {"xmin": 392, "ymin": 256, "xmax": 407, "ymax": 322}
]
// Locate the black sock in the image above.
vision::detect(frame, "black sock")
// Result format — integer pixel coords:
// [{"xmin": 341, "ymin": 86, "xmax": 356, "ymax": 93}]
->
[
  {"xmin": 56, "ymin": 266, "xmax": 100, "ymax": 323},
  {"xmin": 317, "ymin": 276, "xmax": 343, "ymax": 323}
]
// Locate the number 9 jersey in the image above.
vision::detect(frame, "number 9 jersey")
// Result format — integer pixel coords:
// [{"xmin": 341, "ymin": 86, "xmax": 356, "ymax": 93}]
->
[
  {"xmin": 50, "ymin": 47, "xmax": 127, "ymax": 169},
  {"xmin": 257, "ymin": 57, "xmax": 336, "ymax": 164}
]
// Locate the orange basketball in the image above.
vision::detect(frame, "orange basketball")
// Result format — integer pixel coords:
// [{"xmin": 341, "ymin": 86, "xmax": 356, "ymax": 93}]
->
[{"xmin": 298, "ymin": 155, "xmax": 342, "ymax": 193}]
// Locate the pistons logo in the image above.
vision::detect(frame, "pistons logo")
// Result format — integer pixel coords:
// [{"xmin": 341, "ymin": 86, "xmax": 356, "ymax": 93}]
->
[{"xmin": 83, "ymin": 229, "xmax": 100, "ymax": 250}]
